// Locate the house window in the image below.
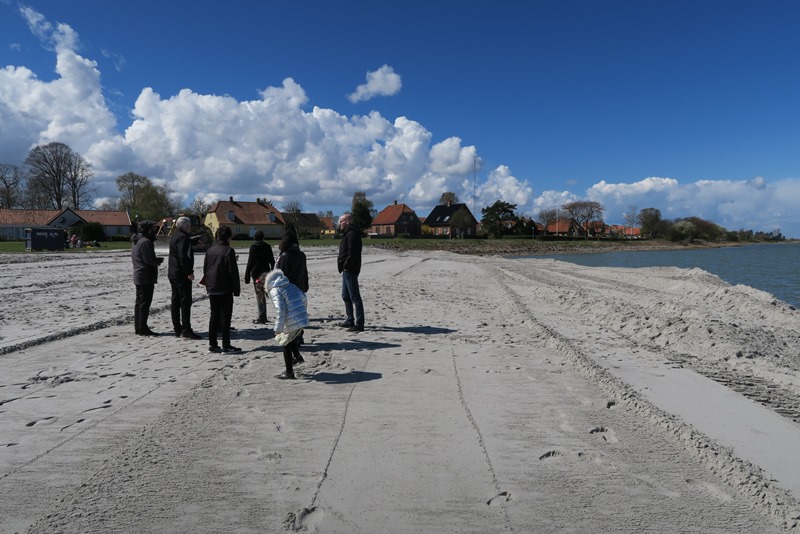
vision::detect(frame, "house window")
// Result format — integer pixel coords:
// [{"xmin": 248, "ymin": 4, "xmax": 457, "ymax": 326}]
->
[
  {"xmin": 268, "ymin": 213, "xmax": 276, "ymax": 222},
  {"xmin": 227, "ymin": 211, "xmax": 235, "ymax": 222},
  {"xmin": 235, "ymin": 226, "xmax": 241, "ymax": 234}
]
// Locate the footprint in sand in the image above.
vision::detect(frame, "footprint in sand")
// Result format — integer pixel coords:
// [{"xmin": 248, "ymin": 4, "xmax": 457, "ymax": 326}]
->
[
  {"xmin": 589, "ymin": 426, "xmax": 619, "ymax": 443},
  {"xmin": 539, "ymin": 450, "xmax": 564, "ymax": 461},
  {"xmin": 26, "ymin": 416, "xmax": 57, "ymax": 427},
  {"xmin": 486, "ymin": 491, "xmax": 512, "ymax": 506}
]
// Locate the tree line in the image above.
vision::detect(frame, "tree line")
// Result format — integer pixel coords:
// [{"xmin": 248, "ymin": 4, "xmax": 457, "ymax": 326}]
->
[{"xmin": 1, "ymin": 142, "xmax": 95, "ymax": 210}]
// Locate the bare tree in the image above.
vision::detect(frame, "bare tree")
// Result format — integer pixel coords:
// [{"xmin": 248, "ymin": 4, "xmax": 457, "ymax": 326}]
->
[
  {"xmin": 25, "ymin": 142, "xmax": 93, "ymax": 209},
  {"xmin": 561, "ymin": 200, "xmax": 605, "ymax": 237},
  {"xmin": 186, "ymin": 197, "xmax": 211, "ymax": 217},
  {"xmin": 115, "ymin": 172, "xmax": 179, "ymax": 221},
  {"xmin": 283, "ymin": 200, "xmax": 303, "ymax": 235},
  {"xmin": 66, "ymin": 152, "xmax": 94, "ymax": 208},
  {"xmin": 0, "ymin": 163, "xmax": 24, "ymax": 208},
  {"xmin": 537, "ymin": 208, "xmax": 558, "ymax": 229}
]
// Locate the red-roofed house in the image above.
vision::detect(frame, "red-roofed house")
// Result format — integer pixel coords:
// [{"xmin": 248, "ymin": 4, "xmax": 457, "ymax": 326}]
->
[
  {"xmin": 205, "ymin": 197, "xmax": 285, "ymax": 239},
  {"xmin": 0, "ymin": 208, "xmax": 131, "ymax": 240},
  {"xmin": 546, "ymin": 218, "xmax": 581, "ymax": 236},
  {"xmin": 319, "ymin": 216, "xmax": 336, "ymax": 237},
  {"xmin": 368, "ymin": 201, "xmax": 422, "ymax": 237}
]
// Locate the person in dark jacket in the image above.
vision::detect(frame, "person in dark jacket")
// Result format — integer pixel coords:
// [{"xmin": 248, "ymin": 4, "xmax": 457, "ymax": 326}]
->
[
  {"xmin": 276, "ymin": 232, "xmax": 309, "ymax": 292},
  {"xmin": 336, "ymin": 214, "xmax": 364, "ymax": 332},
  {"xmin": 131, "ymin": 220, "xmax": 163, "ymax": 336},
  {"xmin": 276, "ymin": 231, "xmax": 309, "ymax": 344},
  {"xmin": 244, "ymin": 230, "xmax": 275, "ymax": 324},
  {"xmin": 203, "ymin": 227, "xmax": 242, "ymax": 353},
  {"xmin": 168, "ymin": 216, "xmax": 201, "ymax": 339}
]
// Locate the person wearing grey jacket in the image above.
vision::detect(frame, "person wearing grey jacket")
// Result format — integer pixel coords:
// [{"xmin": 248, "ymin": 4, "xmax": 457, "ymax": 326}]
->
[{"xmin": 265, "ymin": 268, "xmax": 309, "ymax": 380}]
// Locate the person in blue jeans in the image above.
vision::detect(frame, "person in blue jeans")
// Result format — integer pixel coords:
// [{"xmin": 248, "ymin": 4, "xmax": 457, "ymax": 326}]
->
[{"xmin": 336, "ymin": 214, "xmax": 364, "ymax": 332}]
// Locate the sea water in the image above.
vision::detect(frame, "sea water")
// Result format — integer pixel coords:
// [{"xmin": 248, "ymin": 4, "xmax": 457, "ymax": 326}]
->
[{"xmin": 529, "ymin": 242, "xmax": 800, "ymax": 308}]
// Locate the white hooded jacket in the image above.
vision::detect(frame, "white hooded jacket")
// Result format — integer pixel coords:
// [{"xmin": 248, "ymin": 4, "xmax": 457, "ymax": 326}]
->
[{"xmin": 265, "ymin": 269, "xmax": 309, "ymax": 334}]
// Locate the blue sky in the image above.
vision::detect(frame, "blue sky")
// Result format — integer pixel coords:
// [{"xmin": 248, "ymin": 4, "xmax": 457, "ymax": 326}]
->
[{"xmin": 1, "ymin": 0, "xmax": 799, "ymax": 235}]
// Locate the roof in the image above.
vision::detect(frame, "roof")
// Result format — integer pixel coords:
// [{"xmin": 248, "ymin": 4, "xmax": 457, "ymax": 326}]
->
[
  {"xmin": 319, "ymin": 216, "xmax": 335, "ymax": 231},
  {"xmin": 422, "ymin": 203, "xmax": 476, "ymax": 227},
  {"xmin": 372, "ymin": 203, "xmax": 418, "ymax": 225},
  {"xmin": 210, "ymin": 198, "xmax": 285, "ymax": 225},
  {"xmin": 74, "ymin": 210, "xmax": 131, "ymax": 226},
  {"xmin": 0, "ymin": 208, "xmax": 59, "ymax": 226},
  {"xmin": 0, "ymin": 208, "xmax": 130, "ymax": 227},
  {"xmin": 281, "ymin": 212, "xmax": 325, "ymax": 230}
]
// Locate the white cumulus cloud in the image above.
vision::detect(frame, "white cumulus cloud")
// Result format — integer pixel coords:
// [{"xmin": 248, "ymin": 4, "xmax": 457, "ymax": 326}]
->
[{"xmin": 348, "ymin": 64, "xmax": 402, "ymax": 103}]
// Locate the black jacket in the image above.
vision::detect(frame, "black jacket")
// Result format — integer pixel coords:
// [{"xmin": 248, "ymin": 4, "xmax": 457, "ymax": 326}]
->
[
  {"xmin": 244, "ymin": 240, "xmax": 275, "ymax": 284},
  {"xmin": 277, "ymin": 245, "xmax": 309, "ymax": 292},
  {"xmin": 168, "ymin": 230, "xmax": 194, "ymax": 280},
  {"xmin": 337, "ymin": 226, "xmax": 362, "ymax": 275},
  {"xmin": 131, "ymin": 233, "xmax": 160, "ymax": 285},
  {"xmin": 203, "ymin": 240, "xmax": 241, "ymax": 296}
]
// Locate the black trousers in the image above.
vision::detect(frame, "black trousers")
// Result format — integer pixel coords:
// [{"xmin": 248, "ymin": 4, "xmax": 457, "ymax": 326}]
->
[
  {"xmin": 283, "ymin": 337, "xmax": 301, "ymax": 375},
  {"xmin": 170, "ymin": 277, "xmax": 193, "ymax": 333},
  {"xmin": 134, "ymin": 284, "xmax": 155, "ymax": 333},
  {"xmin": 208, "ymin": 293, "xmax": 233, "ymax": 348}
]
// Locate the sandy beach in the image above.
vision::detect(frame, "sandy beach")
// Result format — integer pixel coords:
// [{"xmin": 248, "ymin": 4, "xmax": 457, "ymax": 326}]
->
[{"xmin": 1, "ymin": 245, "xmax": 799, "ymax": 533}]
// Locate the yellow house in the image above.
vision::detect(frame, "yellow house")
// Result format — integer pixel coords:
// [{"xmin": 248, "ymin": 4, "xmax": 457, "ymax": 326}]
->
[{"xmin": 205, "ymin": 197, "xmax": 285, "ymax": 239}]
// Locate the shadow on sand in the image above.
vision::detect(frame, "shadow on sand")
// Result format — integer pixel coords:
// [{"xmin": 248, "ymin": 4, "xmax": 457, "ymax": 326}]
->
[
  {"xmin": 368, "ymin": 325, "xmax": 456, "ymax": 335},
  {"xmin": 307, "ymin": 370, "xmax": 382, "ymax": 384}
]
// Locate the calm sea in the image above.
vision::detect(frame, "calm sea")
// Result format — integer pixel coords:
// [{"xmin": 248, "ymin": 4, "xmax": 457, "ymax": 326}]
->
[{"xmin": 530, "ymin": 242, "xmax": 800, "ymax": 308}]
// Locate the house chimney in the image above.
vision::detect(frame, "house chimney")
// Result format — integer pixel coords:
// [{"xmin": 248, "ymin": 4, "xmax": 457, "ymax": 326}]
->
[
  {"xmin": 394, "ymin": 200, "xmax": 397, "ymax": 205},
  {"xmin": 229, "ymin": 196, "xmax": 234, "ymax": 202}
]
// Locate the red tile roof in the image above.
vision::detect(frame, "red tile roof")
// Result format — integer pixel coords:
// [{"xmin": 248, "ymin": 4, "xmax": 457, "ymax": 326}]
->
[
  {"xmin": 210, "ymin": 199, "xmax": 285, "ymax": 225},
  {"xmin": 0, "ymin": 208, "xmax": 59, "ymax": 225},
  {"xmin": 372, "ymin": 203, "xmax": 417, "ymax": 225},
  {"xmin": 73, "ymin": 210, "xmax": 131, "ymax": 226}
]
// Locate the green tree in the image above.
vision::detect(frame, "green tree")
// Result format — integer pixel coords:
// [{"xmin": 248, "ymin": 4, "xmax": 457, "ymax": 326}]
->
[
  {"xmin": 116, "ymin": 172, "xmax": 179, "ymax": 221},
  {"xmin": 439, "ymin": 191, "xmax": 459, "ymax": 205},
  {"xmin": 350, "ymin": 191, "xmax": 374, "ymax": 230},
  {"xmin": 481, "ymin": 200, "xmax": 518, "ymax": 238},
  {"xmin": 638, "ymin": 207, "xmax": 663, "ymax": 237}
]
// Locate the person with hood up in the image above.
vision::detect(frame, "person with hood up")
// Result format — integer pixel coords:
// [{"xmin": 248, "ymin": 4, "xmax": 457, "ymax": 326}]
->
[
  {"xmin": 265, "ymin": 268, "xmax": 309, "ymax": 380},
  {"xmin": 203, "ymin": 227, "xmax": 241, "ymax": 353},
  {"xmin": 131, "ymin": 220, "xmax": 164, "ymax": 336},
  {"xmin": 244, "ymin": 230, "xmax": 275, "ymax": 324}
]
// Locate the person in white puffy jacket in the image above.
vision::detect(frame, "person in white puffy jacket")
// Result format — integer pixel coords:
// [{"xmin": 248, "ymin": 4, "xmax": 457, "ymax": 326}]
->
[{"xmin": 264, "ymin": 268, "xmax": 310, "ymax": 380}]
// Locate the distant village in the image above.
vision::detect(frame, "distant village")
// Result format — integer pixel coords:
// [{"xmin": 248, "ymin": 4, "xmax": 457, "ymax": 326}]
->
[{"xmin": 0, "ymin": 195, "xmax": 646, "ymax": 250}]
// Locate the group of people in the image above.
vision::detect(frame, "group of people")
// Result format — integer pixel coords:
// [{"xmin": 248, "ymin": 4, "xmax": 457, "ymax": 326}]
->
[{"xmin": 130, "ymin": 212, "xmax": 364, "ymax": 381}]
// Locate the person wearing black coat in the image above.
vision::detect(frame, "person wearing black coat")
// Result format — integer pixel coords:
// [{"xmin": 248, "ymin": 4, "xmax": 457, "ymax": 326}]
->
[
  {"xmin": 244, "ymin": 230, "xmax": 275, "ymax": 324},
  {"xmin": 203, "ymin": 227, "xmax": 242, "ymax": 353},
  {"xmin": 276, "ymin": 232, "xmax": 309, "ymax": 293},
  {"xmin": 277, "ymin": 231, "xmax": 309, "ymax": 345},
  {"xmin": 336, "ymin": 214, "xmax": 364, "ymax": 332},
  {"xmin": 168, "ymin": 216, "xmax": 200, "ymax": 339},
  {"xmin": 131, "ymin": 221, "xmax": 163, "ymax": 336}
]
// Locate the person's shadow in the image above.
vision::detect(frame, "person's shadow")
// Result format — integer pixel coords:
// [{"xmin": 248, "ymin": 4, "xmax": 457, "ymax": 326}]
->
[{"xmin": 307, "ymin": 370, "xmax": 382, "ymax": 384}]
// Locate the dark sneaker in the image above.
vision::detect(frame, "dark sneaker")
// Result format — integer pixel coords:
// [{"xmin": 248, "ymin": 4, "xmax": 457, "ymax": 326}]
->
[
  {"xmin": 181, "ymin": 330, "xmax": 202, "ymax": 340},
  {"xmin": 140, "ymin": 328, "xmax": 158, "ymax": 336},
  {"xmin": 174, "ymin": 330, "xmax": 182, "ymax": 338},
  {"xmin": 275, "ymin": 371, "xmax": 296, "ymax": 380},
  {"xmin": 292, "ymin": 355, "xmax": 305, "ymax": 364},
  {"xmin": 337, "ymin": 322, "xmax": 354, "ymax": 328},
  {"xmin": 347, "ymin": 325, "xmax": 364, "ymax": 332},
  {"xmin": 222, "ymin": 345, "xmax": 242, "ymax": 353},
  {"xmin": 208, "ymin": 346, "xmax": 222, "ymax": 353},
  {"xmin": 252, "ymin": 317, "xmax": 267, "ymax": 325}
]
